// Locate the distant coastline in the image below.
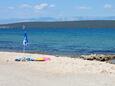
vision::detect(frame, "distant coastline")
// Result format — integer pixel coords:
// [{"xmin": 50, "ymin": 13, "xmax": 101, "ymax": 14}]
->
[{"xmin": 0, "ymin": 20, "xmax": 115, "ymax": 29}]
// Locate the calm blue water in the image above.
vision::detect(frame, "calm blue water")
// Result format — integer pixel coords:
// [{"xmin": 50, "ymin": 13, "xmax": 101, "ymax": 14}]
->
[{"xmin": 0, "ymin": 28, "xmax": 115, "ymax": 56}]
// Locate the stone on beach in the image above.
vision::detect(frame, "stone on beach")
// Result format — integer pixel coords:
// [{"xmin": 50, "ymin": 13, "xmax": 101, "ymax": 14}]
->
[{"xmin": 81, "ymin": 54, "xmax": 115, "ymax": 61}]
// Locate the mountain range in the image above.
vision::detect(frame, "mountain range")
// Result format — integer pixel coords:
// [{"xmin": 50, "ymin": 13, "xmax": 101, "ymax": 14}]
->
[
  {"xmin": 0, "ymin": 20, "xmax": 115, "ymax": 29},
  {"xmin": 1, "ymin": 16, "xmax": 115, "ymax": 24}
]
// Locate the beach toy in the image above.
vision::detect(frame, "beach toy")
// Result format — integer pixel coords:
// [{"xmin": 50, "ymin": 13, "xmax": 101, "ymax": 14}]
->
[
  {"xmin": 35, "ymin": 57, "xmax": 45, "ymax": 61},
  {"xmin": 30, "ymin": 58, "xmax": 35, "ymax": 61},
  {"xmin": 26, "ymin": 57, "xmax": 35, "ymax": 61},
  {"xmin": 21, "ymin": 57, "xmax": 27, "ymax": 61},
  {"xmin": 15, "ymin": 58, "xmax": 21, "ymax": 61},
  {"xmin": 15, "ymin": 56, "xmax": 35, "ymax": 62},
  {"xmin": 44, "ymin": 57, "xmax": 51, "ymax": 61},
  {"xmin": 35, "ymin": 57, "xmax": 50, "ymax": 61},
  {"xmin": 15, "ymin": 56, "xmax": 50, "ymax": 62},
  {"xmin": 15, "ymin": 57, "xmax": 21, "ymax": 61}
]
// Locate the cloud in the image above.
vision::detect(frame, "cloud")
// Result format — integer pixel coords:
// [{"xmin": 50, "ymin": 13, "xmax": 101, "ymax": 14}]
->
[
  {"xmin": 34, "ymin": 3, "xmax": 49, "ymax": 10},
  {"xmin": 8, "ymin": 7, "xmax": 15, "ymax": 10},
  {"xmin": 104, "ymin": 4, "xmax": 112, "ymax": 9},
  {"xmin": 20, "ymin": 4, "xmax": 31, "ymax": 8},
  {"xmin": 34, "ymin": 3, "xmax": 55, "ymax": 10},
  {"xmin": 49, "ymin": 4, "xmax": 55, "ymax": 8},
  {"xmin": 8, "ymin": 3, "xmax": 54, "ymax": 10},
  {"xmin": 76, "ymin": 6, "xmax": 91, "ymax": 10}
]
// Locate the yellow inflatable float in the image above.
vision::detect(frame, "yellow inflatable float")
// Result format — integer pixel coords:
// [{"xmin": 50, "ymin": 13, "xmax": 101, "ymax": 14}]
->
[{"xmin": 35, "ymin": 57, "xmax": 50, "ymax": 61}]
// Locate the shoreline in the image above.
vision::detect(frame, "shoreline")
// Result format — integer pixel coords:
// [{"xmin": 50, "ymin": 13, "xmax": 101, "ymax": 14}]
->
[
  {"xmin": 1, "ymin": 51, "xmax": 115, "ymax": 63},
  {"xmin": 1, "ymin": 50, "xmax": 115, "ymax": 58}
]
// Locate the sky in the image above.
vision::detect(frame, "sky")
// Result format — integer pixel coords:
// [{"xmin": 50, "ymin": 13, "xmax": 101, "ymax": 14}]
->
[{"xmin": 0, "ymin": 0, "xmax": 115, "ymax": 21}]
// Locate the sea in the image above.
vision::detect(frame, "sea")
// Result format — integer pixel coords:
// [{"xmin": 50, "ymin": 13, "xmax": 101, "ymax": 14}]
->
[{"xmin": 0, "ymin": 28, "xmax": 115, "ymax": 56}]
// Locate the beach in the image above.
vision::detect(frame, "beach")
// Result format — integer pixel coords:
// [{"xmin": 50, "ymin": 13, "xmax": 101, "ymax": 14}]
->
[
  {"xmin": 0, "ymin": 52, "xmax": 115, "ymax": 86},
  {"xmin": 1, "ymin": 0, "xmax": 115, "ymax": 86}
]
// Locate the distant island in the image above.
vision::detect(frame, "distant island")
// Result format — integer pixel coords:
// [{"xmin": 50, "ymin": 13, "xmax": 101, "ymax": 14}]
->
[{"xmin": 0, "ymin": 20, "xmax": 115, "ymax": 29}]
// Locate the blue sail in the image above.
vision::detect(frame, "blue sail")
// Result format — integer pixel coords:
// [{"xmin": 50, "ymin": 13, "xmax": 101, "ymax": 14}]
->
[{"xmin": 23, "ymin": 32, "xmax": 28, "ymax": 47}]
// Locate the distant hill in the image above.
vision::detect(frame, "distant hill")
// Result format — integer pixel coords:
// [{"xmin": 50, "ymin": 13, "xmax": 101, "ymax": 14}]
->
[{"xmin": 0, "ymin": 20, "xmax": 115, "ymax": 29}]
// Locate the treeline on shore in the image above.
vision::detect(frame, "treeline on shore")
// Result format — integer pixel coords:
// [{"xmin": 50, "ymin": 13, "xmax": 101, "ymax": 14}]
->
[{"xmin": 0, "ymin": 20, "xmax": 115, "ymax": 29}]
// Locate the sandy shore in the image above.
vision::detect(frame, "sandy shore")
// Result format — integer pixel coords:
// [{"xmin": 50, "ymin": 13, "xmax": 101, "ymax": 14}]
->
[{"xmin": 0, "ymin": 52, "xmax": 115, "ymax": 86}]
